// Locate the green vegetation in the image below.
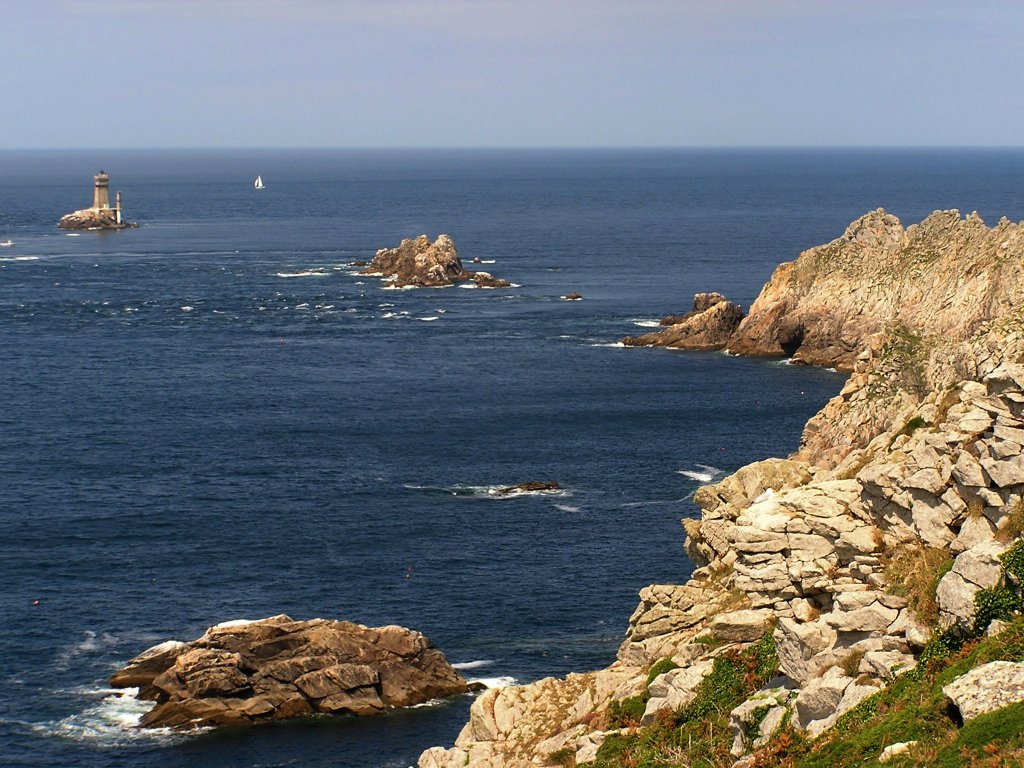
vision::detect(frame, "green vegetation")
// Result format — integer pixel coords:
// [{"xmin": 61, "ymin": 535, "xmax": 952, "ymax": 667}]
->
[
  {"xmin": 589, "ymin": 634, "xmax": 780, "ymax": 767},
  {"xmin": 583, "ymin": 547, "xmax": 1024, "ymax": 767},
  {"xmin": 882, "ymin": 544, "xmax": 954, "ymax": 624}
]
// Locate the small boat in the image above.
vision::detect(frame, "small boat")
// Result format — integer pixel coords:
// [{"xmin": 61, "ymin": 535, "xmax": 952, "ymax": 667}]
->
[
  {"xmin": 254, "ymin": 175, "xmax": 265, "ymax": 190},
  {"xmin": 0, "ymin": 240, "xmax": 13, "ymax": 247}
]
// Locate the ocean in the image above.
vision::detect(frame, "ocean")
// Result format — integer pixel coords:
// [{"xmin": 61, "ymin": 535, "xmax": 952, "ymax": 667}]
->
[{"xmin": 0, "ymin": 148, "xmax": 1021, "ymax": 767}]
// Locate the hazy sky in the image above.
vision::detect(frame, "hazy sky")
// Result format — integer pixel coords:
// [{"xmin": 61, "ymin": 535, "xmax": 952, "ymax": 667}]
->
[{"xmin": 4, "ymin": 0, "xmax": 1023, "ymax": 148}]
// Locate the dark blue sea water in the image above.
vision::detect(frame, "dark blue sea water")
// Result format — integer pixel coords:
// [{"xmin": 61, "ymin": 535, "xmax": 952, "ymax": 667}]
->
[{"xmin": 1, "ymin": 148, "xmax": 1021, "ymax": 768}]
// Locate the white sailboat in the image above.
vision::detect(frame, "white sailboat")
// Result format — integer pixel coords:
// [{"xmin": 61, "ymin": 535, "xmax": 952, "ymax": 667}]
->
[{"xmin": 254, "ymin": 175, "xmax": 264, "ymax": 190}]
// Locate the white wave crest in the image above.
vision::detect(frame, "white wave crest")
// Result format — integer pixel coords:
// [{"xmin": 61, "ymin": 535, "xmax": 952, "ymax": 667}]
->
[
  {"xmin": 452, "ymin": 660, "xmax": 494, "ymax": 670},
  {"xmin": 0, "ymin": 255, "xmax": 40, "ymax": 262},
  {"xmin": 632, "ymin": 319, "xmax": 661, "ymax": 328},
  {"xmin": 180, "ymin": 306, "xmax": 193, "ymax": 312},
  {"xmin": 417, "ymin": 316, "xmax": 439, "ymax": 322},
  {"xmin": 554, "ymin": 504, "xmax": 580, "ymax": 512},
  {"xmin": 589, "ymin": 342, "xmax": 626, "ymax": 348},
  {"xmin": 275, "ymin": 269, "xmax": 329, "ymax": 278}
]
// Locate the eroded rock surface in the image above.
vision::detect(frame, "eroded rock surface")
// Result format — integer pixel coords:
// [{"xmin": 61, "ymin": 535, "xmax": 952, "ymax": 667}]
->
[
  {"xmin": 362, "ymin": 234, "xmax": 510, "ymax": 288},
  {"xmin": 110, "ymin": 615, "xmax": 468, "ymax": 729}
]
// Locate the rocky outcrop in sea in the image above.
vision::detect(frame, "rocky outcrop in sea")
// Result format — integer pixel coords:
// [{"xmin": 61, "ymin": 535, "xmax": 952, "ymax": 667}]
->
[
  {"xmin": 621, "ymin": 291, "xmax": 745, "ymax": 350},
  {"xmin": 110, "ymin": 615, "xmax": 468, "ymax": 729},
  {"xmin": 363, "ymin": 234, "xmax": 511, "ymax": 288},
  {"xmin": 418, "ymin": 210, "xmax": 1024, "ymax": 768},
  {"xmin": 57, "ymin": 208, "xmax": 136, "ymax": 230}
]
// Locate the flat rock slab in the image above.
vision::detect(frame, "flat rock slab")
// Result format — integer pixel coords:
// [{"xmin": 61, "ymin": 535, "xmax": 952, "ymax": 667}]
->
[
  {"xmin": 943, "ymin": 660, "xmax": 1024, "ymax": 721},
  {"xmin": 110, "ymin": 615, "xmax": 468, "ymax": 729}
]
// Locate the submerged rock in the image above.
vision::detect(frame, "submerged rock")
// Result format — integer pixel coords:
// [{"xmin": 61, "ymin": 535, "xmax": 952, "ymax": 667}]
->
[
  {"xmin": 493, "ymin": 481, "xmax": 561, "ymax": 496},
  {"xmin": 363, "ymin": 234, "xmax": 510, "ymax": 288},
  {"xmin": 110, "ymin": 615, "xmax": 468, "ymax": 729}
]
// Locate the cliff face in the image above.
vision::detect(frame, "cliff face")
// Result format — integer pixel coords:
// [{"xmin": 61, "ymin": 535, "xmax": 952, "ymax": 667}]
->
[
  {"xmin": 419, "ymin": 210, "xmax": 1024, "ymax": 768},
  {"xmin": 729, "ymin": 209, "xmax": 1024, "ymax": 371}
]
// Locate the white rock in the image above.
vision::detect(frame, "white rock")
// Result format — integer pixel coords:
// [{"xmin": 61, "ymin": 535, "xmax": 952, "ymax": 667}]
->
[
  {"xmin": 879, "ymin": 741, "xmax": 917, "ymax": 763},
  {"xmin": 943, "ymin": 660, "xmax": 1024, "ymax": 721}
]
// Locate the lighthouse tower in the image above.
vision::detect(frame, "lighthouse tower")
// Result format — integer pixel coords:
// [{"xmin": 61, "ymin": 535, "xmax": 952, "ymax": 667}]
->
[{"xmin": 92, "ymin": 171, "xmax": 111, "ymax": 210}]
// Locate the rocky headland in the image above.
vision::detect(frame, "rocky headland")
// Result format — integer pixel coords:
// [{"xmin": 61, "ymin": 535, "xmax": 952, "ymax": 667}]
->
[
  {"xmin": 419, "ymin": 210, "xmax": 1024, "ymax": 768},
  {"xmin": 110, "ymin": 615, "xmax": 468, "ymax": 729},
  {"xmin": 363, "ymin": 234, "xmax": 511, "ymax": 288}
]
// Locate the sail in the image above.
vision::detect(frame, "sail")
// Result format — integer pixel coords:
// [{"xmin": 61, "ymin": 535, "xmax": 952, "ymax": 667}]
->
[{"xmin": 254, "ymin": 175, "xmax": 264, "ymax": 189}]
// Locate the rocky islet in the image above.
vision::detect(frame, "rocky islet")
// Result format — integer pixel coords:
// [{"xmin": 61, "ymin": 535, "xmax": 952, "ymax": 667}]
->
[{"xmin": 110, "ymin": 615, "xmax": 469, "ymax": 729}]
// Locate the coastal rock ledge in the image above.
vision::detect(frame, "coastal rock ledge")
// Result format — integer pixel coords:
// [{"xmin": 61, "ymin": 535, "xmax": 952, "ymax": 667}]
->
[
  {"xmin": 109, "ymin": 615, "xmax": 469, "ymax": 729},
  {"xmin": 363, "ymin": 234, "xmax": 511, "ymax": 288}
]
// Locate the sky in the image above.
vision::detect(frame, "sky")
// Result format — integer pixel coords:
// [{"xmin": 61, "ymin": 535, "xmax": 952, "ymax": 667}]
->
[{"xmin": 3, "ymin": 0, "xmax": 1024, "ymax": 149}]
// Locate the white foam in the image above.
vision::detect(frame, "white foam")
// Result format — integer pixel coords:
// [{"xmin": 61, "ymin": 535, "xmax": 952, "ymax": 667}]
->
[
  {"xmin": 677, "ymin": 464, "xmax": 722, "ymax": 483},
  {"xmin": 180, "ymin": 306, "xmax": 193, "ymax": 312},
  {"xmin": 632, "ymin": 319, "xmax": 661, "ymax": 328},
  {"xmin": 417, "ymin": 316, "xmax": 439, "ymax": 322},
  {"xmin": 383, "ymin": 284, "xmax": 419, "ymax": 291},
  {"xmin": 0, "ymin": 255, "xmax": 39, "ymax": 262},
  {"xmin": 452, "ymin": 660, "xmax": 494, "ymax": 670},
  {"xmin": 589, "ymin": 342, "xmax": 626, "ymax": 348},
  {"xmin": 470, "ymin": 676, "xmax": 516, "ymax": 689},
  {"xmin": 32, "ymin": 687, "xmax": 185, "ymax": 746},
  {"xmin": 554, "ymin": 504, "xmax": 580, "ymax": 512},
  {"xmin": 211, "ymin": 618, "xmax": 257, "ymax": 630},
  {"xmin": 64, "ymin": 233, "xmax": 81, "ymax": 237},
  {"xmin": 275, "ymin": 269, "xmax": 329, "ymax": 278}
]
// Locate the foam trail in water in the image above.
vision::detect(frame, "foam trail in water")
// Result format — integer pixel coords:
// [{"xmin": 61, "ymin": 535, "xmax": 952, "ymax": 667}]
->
[
  {"xmin": 275, "ymin": 269, "xmax": 329, "ymax": 278},
  {"xmin": 32, "ymin": 687, "xmax": 186, "ymax": 746}
]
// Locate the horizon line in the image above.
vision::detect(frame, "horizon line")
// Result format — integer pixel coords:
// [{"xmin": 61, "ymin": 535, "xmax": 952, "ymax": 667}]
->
[{"xmin": 3, "ymin": 144, "xmax": 1024, "ymax": 153}]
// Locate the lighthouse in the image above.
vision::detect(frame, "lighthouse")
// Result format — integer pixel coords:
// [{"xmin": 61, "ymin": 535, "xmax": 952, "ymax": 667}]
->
[
  {"xmin": 93, "ymin": 171, "xmax": 111, "ymax": 210},
  {"xmin": 57, "ymin": 171, "xmax": 136, "ymax": 230}
]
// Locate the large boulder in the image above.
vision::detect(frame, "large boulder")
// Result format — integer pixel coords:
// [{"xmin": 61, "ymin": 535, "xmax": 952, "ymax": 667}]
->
[
  {"xmin": 363, "ymin": 234, "xmax": 510, "ymax": 288},
  {"xmin": 943, "ymin": 661, "xmax": 1024, "ymax": 722},
  {"xmin": 109, "ymin": 615, "xmax": 468, "ymax": 729}
]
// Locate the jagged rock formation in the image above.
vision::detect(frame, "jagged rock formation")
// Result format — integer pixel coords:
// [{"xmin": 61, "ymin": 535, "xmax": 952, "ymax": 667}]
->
[
  {"xmin": 419, "ymin": 210, "xmax": 1024, "ymax": 768},
  {"xmin": 727, "ymin": 209, "xmax": 1024, "ymax": 371},
  {"xmin": 621, "ymin": 292, "xmax": 745, "ymax": 350},
  {"xmin": 110, "ymin": 615, "xmax": 468, "ymax": 729},
  {"xmin": 57, "ymin": 207, "xmax": 136, "ymax": 230},
  {"xmin": 943, "ymin": 660, "xmax": 1024, "ymax": 722},
  {"xmin": 362, "ymin": 234, "xmax": 510, "ymax": 288}
]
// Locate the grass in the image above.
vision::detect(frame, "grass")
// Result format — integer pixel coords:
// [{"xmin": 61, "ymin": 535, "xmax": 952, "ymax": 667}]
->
[
  {"xmin": 588, "ymin": 634, "xmax": 779, "ymax": 768},
  {"xmin": 882, "ymin": 544, "xmax": 954, "ymax": 624}
]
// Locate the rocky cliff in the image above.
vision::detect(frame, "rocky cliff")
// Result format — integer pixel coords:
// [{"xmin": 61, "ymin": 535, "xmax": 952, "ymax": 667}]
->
[
  {"xmin": 419, "ymin": 210, "xmax": 1024, "ymax": 768},
  {"xmin": 363, "ymin": 234, "xmax": 510, "ymax": 288}
]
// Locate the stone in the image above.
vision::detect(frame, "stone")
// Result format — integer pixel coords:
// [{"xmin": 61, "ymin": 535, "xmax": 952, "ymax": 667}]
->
[
  {"xmin": 729, "ymin": 687, "xmax": 793, "ymax": 756},
  {"xmin": 706, "ymin": 609, "xmax": 774, "ymax": 643},
  {"xmin": 879, "ymin": 741, "xmax": 917, "ymax": 763},
  {"xmin": 111, "ymin": 616, "xmax": 468, "ymax": 729},
  {"xmin": 936, "ymin": 542, "xmax": 1007, "ymax": 628},
  {"xmin": 362, "ymin": 234, "xmax": 510, "ymax": 288},
  {"xmin": 943, "ymin": 660, "xmax": 1024, "ymax": 721},
  {"xmin": 642, "ymin": 660, "xmax": 714, "ymax": 724},
  {"xmin": 774, "ymin": 617, "xmax": 837, "ymax": 685}
]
